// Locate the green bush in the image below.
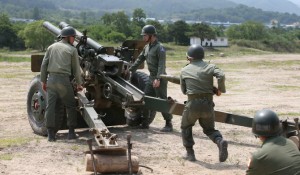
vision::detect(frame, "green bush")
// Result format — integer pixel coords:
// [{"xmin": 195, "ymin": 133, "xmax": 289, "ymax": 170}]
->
[
  {"xmin": 107, "ymin": 31, "xmax": 126, "ymax": 43},
  {"xmin": 230, "ymin": 38, "xmax": 300, "ymax": 53}
]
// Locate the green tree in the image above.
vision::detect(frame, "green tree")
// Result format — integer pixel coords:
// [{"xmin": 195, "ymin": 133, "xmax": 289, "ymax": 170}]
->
[
  {"xmin": 112, "ymin": 11, "xmax": 132, "ymax": 37},
  {"xmin": 226, "ymin": 21, "xmax": 268, "ymax": 40},
  {"xmin": 101, "ymin": 11, "xmax": 132, "ymax": 38},
  {"xmin": 19, "ymin": 20, "xmax": 54, "ymax": 51},
  {"xmin": 107, "ymin": 31, "xmax": 126, "ymax": 42},
  {"xmin": 0, "ymin": 14, "xmax": 19, "ymax": 49},
  {"xmin": 101, "ymin": 13, "xmax": 114, "ymax": 26},
  {"xmin": 188, "ymin": 23, "xmax": 216, "ymax": 45},
  {"xmin": 132, "ymin": 8, "xmax": 146, "ymax": 28},
  {"xmin": 168, "ymin": 20, "xmax": 190, "ymax": 45},
  {"xmin": 213, "ymin": 25, "xmax": 226, "ymax": 37},
  {"xmin": 86, "ymin": 24, "xmax": 113, "ymax": 41}
]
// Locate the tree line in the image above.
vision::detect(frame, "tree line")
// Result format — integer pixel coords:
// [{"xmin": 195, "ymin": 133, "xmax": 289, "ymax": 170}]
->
[{"xmin": 1, "ymin": 8, "xmax": 300, "ymax": 52}]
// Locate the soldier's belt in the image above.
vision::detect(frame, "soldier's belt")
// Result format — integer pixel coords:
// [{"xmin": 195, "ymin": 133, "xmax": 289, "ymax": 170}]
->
[
  {"xmin": 187, "ymin": 93, "xmax": 213, "ymax": 101},
  {"xmin": 49, "ymin": 72, "xmax": 70, "ymax": 77}
]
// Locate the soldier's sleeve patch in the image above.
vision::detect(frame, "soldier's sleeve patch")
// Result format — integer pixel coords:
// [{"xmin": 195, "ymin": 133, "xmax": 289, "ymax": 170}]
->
[{"xmin": 160, "ymin": 46, "xmax": 165, "ymax": 53}]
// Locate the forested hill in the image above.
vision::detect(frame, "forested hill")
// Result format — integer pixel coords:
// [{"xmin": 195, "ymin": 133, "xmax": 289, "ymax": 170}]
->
[{"xmin": 0, "ymin": 0, "xmax": 300, "ymax": 24}]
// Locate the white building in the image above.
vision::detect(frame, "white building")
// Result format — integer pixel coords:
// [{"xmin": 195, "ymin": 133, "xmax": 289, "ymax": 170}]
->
[{"xmin": 190, "ymin": 37, "xmax": 228, "ymax": 47}]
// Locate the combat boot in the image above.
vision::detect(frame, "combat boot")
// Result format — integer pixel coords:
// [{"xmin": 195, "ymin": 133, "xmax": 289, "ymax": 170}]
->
[
  {"xmin": 160, "ymin": 120, "xmax": 173, "ymax": 132},
  {"xmin": 216, "ymin": 137, "xmax": 228, "ymax": 162},
  {"xmin": 139, "ymin": 110, "xmax": 150, "ymax": 129},
  {"xmin": 140, "ymin": 123, "xmax": 150, "ymax": 129},
  {"xmin": 47, "ymin": 128, "xmax": 56, "ymax": 142},
  {"xmin": 183, "ymin": 147, "xmax": 196, "ymax": 161},
  {"xmin": 68, "ymin": 128, "xmax": 77, "ymax": 140}
]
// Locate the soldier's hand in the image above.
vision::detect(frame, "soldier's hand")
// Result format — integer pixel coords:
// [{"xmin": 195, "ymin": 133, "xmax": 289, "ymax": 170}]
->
[
  {"xmin": 153, "ymin": 79, "xmax": 160, "ymax": 88},
  {"xmin": 123, "ymin": 69, "xmax": 131, "ymax": 80},
  {"xmin": 77, "ymin": 85, "xmax": 84, "ymax": 92},
  {"xmin": 213, "ymin": 86, "xmax": 221, "ymax": 96},
  {"xmin": 216, "ymin": 89, "xmax": 222, "ymax": 96},
  {"xmin": 42, "ymin": 82, "xmax": 47, "ymax": 92}
]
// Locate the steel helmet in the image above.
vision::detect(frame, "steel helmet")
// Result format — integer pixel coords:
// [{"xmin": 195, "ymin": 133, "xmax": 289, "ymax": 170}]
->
[
  {"xmin": 252, "ymin": 109, "xmax": 281, "ymax": 137},
  {"xmin": 187, "ymin": 45, "xmax": 204, "ymax": 60},
  {"xmin": 60, "ymin": 26, "xmax": 76, "ymax": 38},
  {"xmin": 141, "ymin": 25, "xmax": 157, "ymax": 35}
]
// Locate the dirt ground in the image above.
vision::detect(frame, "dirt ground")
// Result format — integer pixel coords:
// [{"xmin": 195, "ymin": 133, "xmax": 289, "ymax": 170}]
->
[{"xmin": 0, "ymin": 53, "xmax": 299, "ymax": 175}]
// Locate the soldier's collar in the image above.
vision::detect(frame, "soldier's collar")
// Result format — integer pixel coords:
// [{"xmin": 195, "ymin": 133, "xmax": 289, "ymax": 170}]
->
[{"xmin": 149, "ymin": 40, "xmax": 158, "ymax": 46}]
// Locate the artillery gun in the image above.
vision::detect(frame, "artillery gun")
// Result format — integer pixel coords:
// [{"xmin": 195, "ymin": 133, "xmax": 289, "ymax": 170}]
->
[
  {"xmin": 26, "ymin": 21, "xmax": 300, "ymax": 174},
  {"xmin": 27, "ymin": 21, "xmax": 158, "ymax": 174}
]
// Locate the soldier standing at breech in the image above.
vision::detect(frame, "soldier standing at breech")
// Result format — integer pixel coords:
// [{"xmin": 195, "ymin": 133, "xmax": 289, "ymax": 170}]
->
[
  {"xmin": 129, "ymin": 25, "xmax": 173, "ymax": 132},
  {"xmin": 40, "ymin": 26, "xmax": 83, "ymax": 142},
  {"xmin": 180, "ymin": 45, "xmax": 228, "ymax": 162},
  {"xmin": 246, "ymin": 109, "xmax": 300, "ymax": 175}
]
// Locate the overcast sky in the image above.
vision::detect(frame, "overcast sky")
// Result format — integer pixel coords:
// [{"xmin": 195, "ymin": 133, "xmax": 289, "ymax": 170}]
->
[{"xmin": 287, "ymin": 0, "xmax": 300, "ymax": 6}]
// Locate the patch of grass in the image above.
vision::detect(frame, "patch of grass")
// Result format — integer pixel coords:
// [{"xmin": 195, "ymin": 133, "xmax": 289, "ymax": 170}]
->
[
  {"xmin": 224, "ymin": 80, "xmax": 241, "ymax": 90},
  {"xmin": 70, "ymin": 145, "xmax": 80, "ymax": 151},
  {"xmin": 273, "ymin": 85, "xmax": 300, "ymax": 90},
  {"xmin": 0, "ymin": 74, "xmax": 18, "ymax": 78},
  {"xmin": 166, "ymin": 61, "xmax": 187, "ymax": 72},
  {"xmin": 0, "ymin": 56, "xmax": 30, "ymax": 62},
  {"xmin": 278, "ymin": 112, "xmax": 300, "ymax": 117},
  {"xmin": 223, "ymin": 44, "xmax": 272, "ymax": 57},
  {"xmin": 293, "ymin": 76, "xmax": 300, "ymax": 80},
  {"xmin": 0, "ymin": 138, "xmax": 32, "ymax": 148},
  {"xmin": 218, "ymin": 60, "xmax": 299, "ymax": 70},
  {"xmin": 165, "ymin": 43, "xmax": 272, "ymax": 62},
  {"xmin": 0, "ymin": 72, "xmax": 34, "ymax": 79},
  {"xmin": 0, "ymin": 153, "xmax": 13, "ymax": 160}
]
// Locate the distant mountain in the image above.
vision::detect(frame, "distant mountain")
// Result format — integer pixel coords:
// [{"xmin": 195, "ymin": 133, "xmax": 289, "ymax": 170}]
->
[
  {"xmin": 47, "ymin": 0, "xmax": 300, "ymax": 17},
  {"xmin": 229, "ymin": 0, "xmax": 300, "ymax": 15},
  {"xmin": 48, "ymin": 0, "xmax": 238, "ymax": 18},
  {"xmin": 1, "ymin": 0, "xmax": 299, "ymax": 24}
]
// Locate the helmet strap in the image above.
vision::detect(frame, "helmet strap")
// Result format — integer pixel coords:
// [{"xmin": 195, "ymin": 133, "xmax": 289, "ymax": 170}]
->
[{"xmin": 146, "ymin": 35, "xmax": 152, "ymax": 43}]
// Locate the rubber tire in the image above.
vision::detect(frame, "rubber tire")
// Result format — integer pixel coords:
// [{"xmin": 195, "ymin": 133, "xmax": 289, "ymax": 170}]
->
[
  {"xmin": 27, "ymin": 75, "xmax": 66, "ymax": 136},
  {"xmin": 126, "ymin": 71, "xmax": 156, "ymax": 127}
]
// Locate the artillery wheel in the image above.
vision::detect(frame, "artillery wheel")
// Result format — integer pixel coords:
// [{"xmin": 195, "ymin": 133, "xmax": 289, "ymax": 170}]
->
[
  {"xmin": 27, "ymin": 75, "xmax": 66, "ymax": 136},
  {"xmin": 126, "ymin": 71, "xmax": 156, "ymax": 127}
]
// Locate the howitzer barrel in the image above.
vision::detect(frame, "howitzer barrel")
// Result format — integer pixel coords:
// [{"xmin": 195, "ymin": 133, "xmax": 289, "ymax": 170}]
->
[
  {"xmin": 160, "ymin": 74, "xmax": 180, "ymax": 84},
  {"xmin": 59, "ymin": 22, "xmax": 105, "ymax": 54},
  {"xmin": 43, "ymin": 21, "xmax": 61, "ymax": 37}
]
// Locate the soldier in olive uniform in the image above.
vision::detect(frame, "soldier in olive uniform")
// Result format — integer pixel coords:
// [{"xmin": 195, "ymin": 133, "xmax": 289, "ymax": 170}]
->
[
  {"xmin": 180, "ymin": 45, "xmax": 228, "ymax": 162},
  {"xmin": 246, "ymin": 109, "xmax": 300, "ymax": 175},
  {"xmin": 40, "ymin": 26, "xmax": 83, "ymax": 142},
  {"xmin": 129, "ymin": 25, "xmax": 173, "ymax": 132}
]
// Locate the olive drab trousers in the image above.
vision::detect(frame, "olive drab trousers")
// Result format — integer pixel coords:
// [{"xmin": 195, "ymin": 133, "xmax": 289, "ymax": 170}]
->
[
  {"xmin": 45, "ymin": 74, "xmax": 77, "ymax": 129},
  {"xmin": 143, "ymin": 76, "xmax": 173, "ymax": 121},
  {"xmin": 181, "ymin": 98, "xmax": 222, "ymax": 148}
]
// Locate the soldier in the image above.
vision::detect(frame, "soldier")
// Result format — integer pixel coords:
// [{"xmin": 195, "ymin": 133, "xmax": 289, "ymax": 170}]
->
[
  {"xmin": 180, "ymin": 44, "xmax": 228, "ymax": 162},
  {"xmin": 40, "ymin": 26, "xmax": 83, "ymax": 142},
  {"xmin": 246, "ymin": 109, "xmax": 300, "ymax": 175},
  {"xmin": 129, "ymin": 25, "xmax": 173, "ymax": 132}
]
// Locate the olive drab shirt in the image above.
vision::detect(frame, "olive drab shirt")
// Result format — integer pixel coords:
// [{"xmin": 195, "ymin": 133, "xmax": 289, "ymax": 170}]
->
[
  {"xmin": 129, "ymin": 40, "xmax": 166, "ymax": 79},
  {"xmin": 40, "ymin": 39, "xmax": 83, "ymax": 85},
  {"xmin": 246, "ymin": 136, "xmax": 300, "ymax": 175},
  {"xmin": 180, "ymin": 60, "xmax": 225, "ymax": 95}
]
